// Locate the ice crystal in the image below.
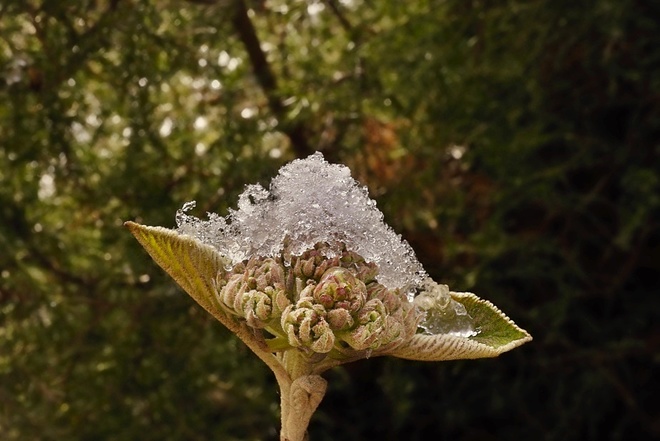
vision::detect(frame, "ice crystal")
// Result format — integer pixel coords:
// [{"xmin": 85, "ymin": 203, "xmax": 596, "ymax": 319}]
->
[
  {"xmin": 414, "ymin": 281, "xmax": 477, "ymax": 337},
  {"xmin": 175, "ymin": 152, "xmax": 426, "ymax": 294}
]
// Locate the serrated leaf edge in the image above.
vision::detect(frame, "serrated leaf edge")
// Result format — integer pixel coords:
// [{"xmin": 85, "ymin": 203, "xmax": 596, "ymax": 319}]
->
[{"xmin": 389, "ymin": 291, "xmax": 532, "ymax": 361}]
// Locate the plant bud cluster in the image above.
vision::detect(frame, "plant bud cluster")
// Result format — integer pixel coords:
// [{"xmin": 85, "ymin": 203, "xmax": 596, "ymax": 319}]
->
[{"xmin": 214, "ymin": 243, "xmax": 419, "ymax": 356}]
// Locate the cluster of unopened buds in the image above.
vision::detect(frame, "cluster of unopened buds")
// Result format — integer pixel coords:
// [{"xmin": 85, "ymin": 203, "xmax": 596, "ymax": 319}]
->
[{"xmin": 215, "ymin": 244, "xmax": 417, "ymax": 358}]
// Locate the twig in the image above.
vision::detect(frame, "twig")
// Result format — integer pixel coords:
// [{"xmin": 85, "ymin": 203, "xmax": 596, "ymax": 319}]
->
[{"xmin": 230, "ymin": 0, "xmax": 312, "ymax": 158}]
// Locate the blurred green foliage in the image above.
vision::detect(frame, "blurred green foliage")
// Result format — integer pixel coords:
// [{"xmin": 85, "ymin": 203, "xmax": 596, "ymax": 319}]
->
[{"xmin": 1, "ymin": 0, "xmax": 657, "ymax": 440}]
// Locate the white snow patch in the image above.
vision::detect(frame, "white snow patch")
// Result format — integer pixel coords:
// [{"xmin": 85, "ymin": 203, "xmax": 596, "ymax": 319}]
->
[{"xmin": 175, "ymin": 152, "xmax": 427, "ymax": 294}]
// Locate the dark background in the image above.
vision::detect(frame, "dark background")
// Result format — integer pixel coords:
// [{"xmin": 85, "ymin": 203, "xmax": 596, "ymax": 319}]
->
[{"xmin": 1, "ymin": 1, "xmax": 658, "ymax": 440}]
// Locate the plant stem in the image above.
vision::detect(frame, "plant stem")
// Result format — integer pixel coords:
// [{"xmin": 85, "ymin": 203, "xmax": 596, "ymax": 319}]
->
[{"xmin": 278, "ymin": 352, "xmax": 328, "ymax": 441}]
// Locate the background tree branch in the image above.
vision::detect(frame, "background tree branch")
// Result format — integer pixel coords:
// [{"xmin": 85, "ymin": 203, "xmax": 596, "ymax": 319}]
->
[{"xmin": 231, "ymin": 0, "xmax": 313, "ymax": 158}]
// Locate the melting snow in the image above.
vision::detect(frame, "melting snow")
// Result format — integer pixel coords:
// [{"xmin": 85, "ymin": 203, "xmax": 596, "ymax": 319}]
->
[
  {"xmin": 414, "ymin": 281, "xmax": 478, "ymax": 337},
  {"xmin": 175, "ymin": 152, "xmax": 427, "ymax": 294}
]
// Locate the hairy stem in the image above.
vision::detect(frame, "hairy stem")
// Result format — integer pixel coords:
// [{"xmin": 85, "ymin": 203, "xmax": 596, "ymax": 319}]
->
[
  {"xmin": 279, "ymin": 374, "xmax": 327, "ymax": 441},
  {"xmin": 277, "ymin": 351, "xmax": 327, "ymax": 441}
]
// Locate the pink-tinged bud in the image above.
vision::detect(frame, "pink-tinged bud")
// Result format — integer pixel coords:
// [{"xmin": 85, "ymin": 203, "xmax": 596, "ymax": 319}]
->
[
  {"xmin": 341, "ymin": 250, "xmax": 379, "ymax": 283},
  {"xmin": 401, "ymin": 300, "xmax": 421, "ymax": 338},
  {"xmin": 287, "ymin": 273, "xmax": 306, "ymax": 299},
  {"xmin": 313, "ymin": 267, "xmax": 366, "ymax": 314},
  {"xmin": 292, "ymin": 249, "xmax": 322, "ymax": 279},
  {"xmin": 339, "ymin": 249, "xmax": 359, "ymax": 266},
  {"xmin": 240, "ymin": 290, "xmax": 272, "ymax": 328},
  {"xmin": 309, "ymin": 320, "xmax": 335, "ymax": 353},
  {"xmin": 326, "ymin": 308, "xmax": 354, "ymax": 331},
  {"xmin": 341, "ymin": 325, "xmax": 377, "ymax": 351},
  {"xmin": 292, "ymin": 257, "xmax": 306, "ymax": 279},
  {"xmin": 366, "ymin": 283, "xmax": 402, "ymax": 313},
  {"xmin": 355, "ymin": 261, "xmax": 378, "ymax": 284},
  {"xmin": 299, "ymin": 282, "xmax": 316, "ymax": 299},
  {"xmin": 358, "ymin": 298, "xmax": 387, "ymax": 324},
  {"xmin": 217, "ymin": 272, "xmax": 250, "ymax": 314},
  {"xmin": 302, "ymin": 258, "xmax": 316, "ymax": 279},
  {"xmin": 231, "ymin": 261, "xmax": 246, "ymax": 274},
  {"xmin": 312, "ymin": 257, "xmax": 340, "ymax": 280},
  {"xmin": 291, "ymin": 247, "xmax": 342, "ymax": 281},
  {"xmin": 340, "ymin": 298, "xmax": 388, "ymax": 350},
  {"xmin": 253, "ymin": 257, "xmax": 286, "ymax": 290},
  {"xmin": 381, "ymin": 315, "xmax": 403, "ymax": 344},
  {"xmin": 216, "ymin": 257, "xmax": 292, "ymax": 324},
  {"xmin": 238, "ymin": 286, "xmax": 292, "ymax": 328},
  {"xmin": 266, "ymin": 286, "xmax": 291, "ymax": 318},
  {"xmin": 281, "ymin": 298, "xmax": 335, "ymax": 353}
]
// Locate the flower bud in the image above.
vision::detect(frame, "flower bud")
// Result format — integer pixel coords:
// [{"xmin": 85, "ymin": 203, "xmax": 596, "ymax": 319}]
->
[
  {"xmin": 401, "ymin": 300, "xmax": 421, "ymax": 339},
  {"xmin": 216, "ymin": 256, "xmax": 291, "ymax": 321},
  {"xmin": 217, "ymin": 272, "xmax": 251, "ymax": 314},
  {"xmin": 291, "ymin": 246, "xmax": 340, "ymax": 281},
  {"xmin": 239, "ymin": 290, "xmax": 272, "ymax": 328},
  {"xmin": 281, "ymin": 297, "xmax": 335, "ymax": 353},
  {"xmin": 312, "ymin": 257, "xmax": 340, "ymax": 281},
  {"xmin": 326, "ymin": 307, "xmax": 354, "ymax": 331},
  {"xmin": 366, "ymin": 282, "xmax": 402, "ymax": 313},
  {"xmin": 266, "ymin": 286, "xmax": 291, "ymax": 318},
  {"xmin": 340, "ymin": 298, "xmax": 387, "ymax": 350},
  {"xmin": 301, "ymin": 258, "xmax": 316, "ymax": 279},
  {"xmin": 341, "ymin": 250, "xmax": 379, "ymax": 283},
  {"xmin": 379, "ymin": 314, "xmax": 404, "ymax": 346},
  {"xmin": 236, "ymin": 285, "xmax": 292, "ymax": 328},
  {"xmin": 250, "ymin": 257, "xmax": 286, "ymax": 291},
  {"xmin": 292, "ymin": 249, "xmax": 321, "ymax": 279},
  {"xmin": 355, "ymin": 261, "xmax": 378, "ymax": 284},
  {"xmin": 313, "ymin": 267, "xmax": 366, "ymax": 314},
  {"xmin": 309, "ymin": 320, "xmax": 335, "ymax": 353},
  {"xmin": 299, "ymin": 282, "xmax": 316, "ymax": 299}
]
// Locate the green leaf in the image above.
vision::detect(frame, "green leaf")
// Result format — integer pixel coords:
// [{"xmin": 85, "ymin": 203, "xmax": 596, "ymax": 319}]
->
[
  {"xmin": 124, "ymin": 221, "xmax": 234, "ymax": 328},
  {"xmin": 390, "ymin": 291, "xmax": 531, "ymax": 361},
  {"xmin": 126, "ymin": 222, "xmax": 293, "ymax": 380}
]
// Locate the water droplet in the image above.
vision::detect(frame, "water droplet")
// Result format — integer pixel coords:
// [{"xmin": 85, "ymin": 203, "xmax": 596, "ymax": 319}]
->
[{"xmin": 414, "ymin": 281, "xmax": 477, "ymax": 338}]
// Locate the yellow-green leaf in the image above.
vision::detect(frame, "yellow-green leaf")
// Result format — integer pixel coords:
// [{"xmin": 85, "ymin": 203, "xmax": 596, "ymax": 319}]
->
[
  {"xmin": 124, "ymin": 221, "xmax": 233, "ymax": 328},
  {"xmin": 126, "ymin": 222, "xmax": 291, "ymax": 377},
  {"xmin": 390, "ymin": 291, "xmax": 531, "ymax": 361}
]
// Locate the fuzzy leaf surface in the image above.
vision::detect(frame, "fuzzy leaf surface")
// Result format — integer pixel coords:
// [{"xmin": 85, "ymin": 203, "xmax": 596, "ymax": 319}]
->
[{"xmin": 390, "ymin": 291, "xmax": 532, "ymax": 361}]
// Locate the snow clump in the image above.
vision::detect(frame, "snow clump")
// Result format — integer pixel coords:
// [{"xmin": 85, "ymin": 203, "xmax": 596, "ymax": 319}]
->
[{"xmin": 175, "ymin": 152, "xmax": 427, "ymax": 296}]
